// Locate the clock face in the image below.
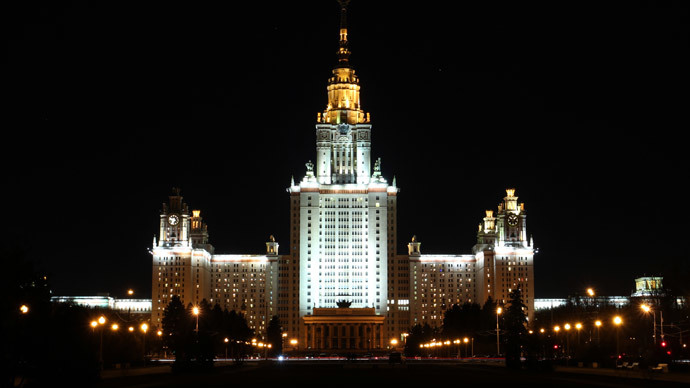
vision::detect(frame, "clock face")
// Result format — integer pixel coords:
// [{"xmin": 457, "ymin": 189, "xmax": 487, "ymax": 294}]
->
[
  {"xmin": 507, "ymin": 213, "xmax": 519, "ymax": 227},
  {"xmin": 168, "ymin": 214, "xmax": 179, "ymax": 226}
]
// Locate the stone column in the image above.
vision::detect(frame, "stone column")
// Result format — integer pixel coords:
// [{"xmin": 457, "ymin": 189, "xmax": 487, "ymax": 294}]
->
[{"xmin": 355, "ymin": 323, "xmax": 360, "ymax": 349}]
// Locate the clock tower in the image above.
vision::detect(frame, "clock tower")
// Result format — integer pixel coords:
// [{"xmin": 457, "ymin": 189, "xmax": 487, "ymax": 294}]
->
[
  {"xmin": 151, "ymin": 188, "xmax": 213, "ymax": 326},
  {"xmin": 475, "ymin": 188, "xmax": 535, "ymax": 321},
  {"xmin": 158, "ymin": 187, "xmax": 191, "ymax": 247}
]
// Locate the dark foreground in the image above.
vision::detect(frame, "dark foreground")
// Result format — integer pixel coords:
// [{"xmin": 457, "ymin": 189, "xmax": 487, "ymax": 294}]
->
[{"xmin": 95, "ymin": 360, "xmax": 690, "ymax": 388}]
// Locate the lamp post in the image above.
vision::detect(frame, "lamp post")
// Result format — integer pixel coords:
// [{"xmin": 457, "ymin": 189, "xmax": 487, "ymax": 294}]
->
[
  {"xmin": 641, "ymin": 304, "xmax": 656, "ymax": 345},
  {"xmin": 157, "ymin": 330, "xmax": 164, "ymax": 358},
  {"xmin": 554, "ymin": 325, "xmax": 561, "ymax": 357},
  {"xmin": 192, "ymin": 306, "xmax": 200, "ymax": 333},
  {"xmin": 613, "ymin": 316, "xmax": 623, "ymax": 356},
  {"xmin": 463, "ymin": 337, "xmax": 469, "ymax": 359},
  {"xmin": 224, "ymin": 338, "xmax": 229, "ymax": 360},
  {"xmin": 564, "ymin": 323, "xmax": 571, "ymax": 359},
  {"xmin": 575, "ymin": 323, "xmax": 582, "ymax": 349},
  {"xmin": 595, "ymin": 320, "xmax": 602, "ymax": 344},
  {"xmin": 496, "ymin": 307, "xmax": 502, "ymax": 356},
  {"xmin": 92, "ymin": 316, "xmax": 106, "ymax": 371},
  {"xmin": 141, "ymin": 323, "xmax": 149, "ymax": 364}
]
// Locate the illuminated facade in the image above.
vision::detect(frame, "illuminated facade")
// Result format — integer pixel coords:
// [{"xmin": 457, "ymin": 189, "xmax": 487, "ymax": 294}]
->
[
  {"xmin": 282, "ymin": 1, "xmax": 398, "ymax": 342},
  {"xmin": 149, "ymin": 2, "xmax": 536, "ymax": 346},
  {"xmin": 151, "ymin": 189, "xmax": 278, "ymax": 335},
  {"xmin": 408, "ymin": 189, "xmax": 536, "ymax": 329}
]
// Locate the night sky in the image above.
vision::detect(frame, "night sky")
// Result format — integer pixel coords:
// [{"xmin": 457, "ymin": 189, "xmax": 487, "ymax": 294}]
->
[{"xmin": 4, "ymin": 1, "xmax": 688, "ymax": 300}]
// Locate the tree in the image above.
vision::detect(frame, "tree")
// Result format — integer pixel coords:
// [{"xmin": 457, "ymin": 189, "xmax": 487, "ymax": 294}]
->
[
  {"xmin": 266, "ymin": 315, "xmax": 283, "ymax": 356},
  {"xmin": 442, "ymin": 302, "xmax": 481, "ymax": 340},
  {"xmin": 2, "ymin": 246, "xmax": 99, "ymax": 387},
  {"xmin": 161, "ymin": 296, "xmax": 193, "ymax": 366},
  {"xmin": 504, "ymin": 287, "xmax": 528, "ymax": 369},
  {"xmin": 404, "ymin": 323, "xmax": 436, "ymax": 357}
]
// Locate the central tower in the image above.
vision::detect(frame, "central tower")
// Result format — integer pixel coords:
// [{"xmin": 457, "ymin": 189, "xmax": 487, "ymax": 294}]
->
[
  {"xmin": 282, "ymin": 0, "xmax": 398, "ymax": 340},
  {"xmin": 315, "ymin": 0, "xmax": 371, "ymax": 185}
]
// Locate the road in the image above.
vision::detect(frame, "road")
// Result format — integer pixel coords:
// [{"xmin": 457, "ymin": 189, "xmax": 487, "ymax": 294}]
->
[{"xmin": 96, "ymin": 359, "xmax": 690, "ymax": 388}]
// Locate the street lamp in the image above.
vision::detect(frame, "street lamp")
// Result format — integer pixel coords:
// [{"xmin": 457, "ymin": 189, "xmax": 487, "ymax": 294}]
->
[
  {"xmin": 575, "ymin": 323, "xmax": 582, "ymax": 347},
  {"xmin": 91, "ymin": 316, "xmax": 106, "ymax": 370},
  {"xmin": 19, "ymin": 305, "xmax": 29, "ymax": 314},
  {"xmin": 613, "ymin": 316, "xmax": 623, "ymax": 355},
  {"xmin": 496, "ymin": 307, "xmax": 502, "ymax": 356},
  {"xmin": 564, "ymin": 324, "xmax": 571, "ymax": 358},
  {"xmin": 192, "ymin": 306, "xmax": 200, "ymax": 333},
  {"xmin": 141, "ymin": 323, "xmax": 149, "ymax": 363},
  {"xmin": 224, "ymin": 338, "xmax": 229, "ymax": 360},
  {"xmin": 463, "ymin": 337, "xmax": 469, "ymax": 358},
  {"xmin": 595, "ymin": 320, "xmax": 602, "ymax": 344},
  {"xmin": 641, "ymin": 304, "xmax": 657, "ymax": 344}
]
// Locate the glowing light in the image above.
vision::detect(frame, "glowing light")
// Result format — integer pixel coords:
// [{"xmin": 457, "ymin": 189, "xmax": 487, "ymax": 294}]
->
[
  {"xmin": 575, "ymin": 323, "xmax": 582, "ymax": 330},
  {"xmin": 497, "ymin": 307, "xmax": 502, "ymax": 315},
  {"xmin": 19, "ymin": 305, "xmax": 29, "ymax": 314},
  {"xmin": 193, "ymin": 306, "xmax": 199, "ymax": 316},
  {"xmin": 390, "ymin": 339, "xmax": 399, "ymax": 346},
  {"xmin": 613, "ymin": 316, "xmax": 622, "ymax": 326},
  {"xmin": 595, "ymin": 320, "xmax": 602, "ymax": 327},
  {"xmin": 141, "ymin": 323, "xmax": 149, "ymax": 333},
  {"xmin": 564, "ymin": 323, "xmax": 571, "ymax": 331},
  {"xmin": 111, "ymin": 323, "xmax": 119, "ymax": 331},
  {"xmin": 98, "ymin": 316, "xmax": 106, "ymax": 325},
  {"xmin": 554, "ymin": 325, "xmax": 560, "ymax": 332},
  {"xmin": 640, "ymin": 304, "xmax": 650, "ymax": 313}
]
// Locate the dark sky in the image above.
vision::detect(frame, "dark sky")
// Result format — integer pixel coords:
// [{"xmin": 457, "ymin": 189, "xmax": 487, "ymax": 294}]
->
[{"xmin": 4, "ymin": 1, "xmax": 688, "ymax": 300}]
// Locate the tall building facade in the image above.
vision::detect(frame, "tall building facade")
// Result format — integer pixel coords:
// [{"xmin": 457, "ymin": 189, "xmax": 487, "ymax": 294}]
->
[{"xmin": 150, "ymin": 3, "xmax": 535, "ymax": 347}]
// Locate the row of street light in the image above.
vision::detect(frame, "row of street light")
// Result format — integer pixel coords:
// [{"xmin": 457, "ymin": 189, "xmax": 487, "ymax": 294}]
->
[
  {"xmin": 419, "ymin": 338, "xmax": 474, "ymax": 358},
  {"xmin": 89, "ymin": 315, "xmax": 154, "ymax": 368}
]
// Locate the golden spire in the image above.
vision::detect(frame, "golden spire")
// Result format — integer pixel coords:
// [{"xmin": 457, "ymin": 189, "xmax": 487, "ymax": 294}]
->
[{"xmin": 318, "ymin": 0, "xmax": 369, "ymax": 125}]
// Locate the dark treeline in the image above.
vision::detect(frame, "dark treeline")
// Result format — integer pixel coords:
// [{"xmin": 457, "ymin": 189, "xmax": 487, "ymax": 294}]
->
[
  {"xmin": 3, "ymin": 247, "xmax": 101, "ymax": 387},
  {"xmin": 404, "ymin": 286, "xmax": 689, "ymax": 371},
  {"xmin": 160, "ymin": 296, "xmax": 259, "ymax": 371}
]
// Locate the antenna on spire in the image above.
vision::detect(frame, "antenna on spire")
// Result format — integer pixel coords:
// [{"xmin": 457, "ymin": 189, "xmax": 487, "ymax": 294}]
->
[{"xmin": 337, "ymin": 0, "xmax": 351, "ymax": 65}]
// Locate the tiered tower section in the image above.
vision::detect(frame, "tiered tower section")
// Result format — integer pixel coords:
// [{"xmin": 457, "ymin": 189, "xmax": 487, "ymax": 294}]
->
[{"xmin": 283, "ymin": 0, "xmax": 398, "ymax": 340}]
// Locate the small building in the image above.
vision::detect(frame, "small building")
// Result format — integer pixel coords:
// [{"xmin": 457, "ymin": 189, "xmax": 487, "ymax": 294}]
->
[{"xmin": 300, "ymin": 307, "xmax": 385, "ymax": 352}]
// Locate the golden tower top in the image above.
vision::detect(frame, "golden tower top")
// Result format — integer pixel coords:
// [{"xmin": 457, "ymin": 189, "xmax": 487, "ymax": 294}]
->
[{"xmin": 317, "ymin": 0, "xmax": 370, "ymax": 125}]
